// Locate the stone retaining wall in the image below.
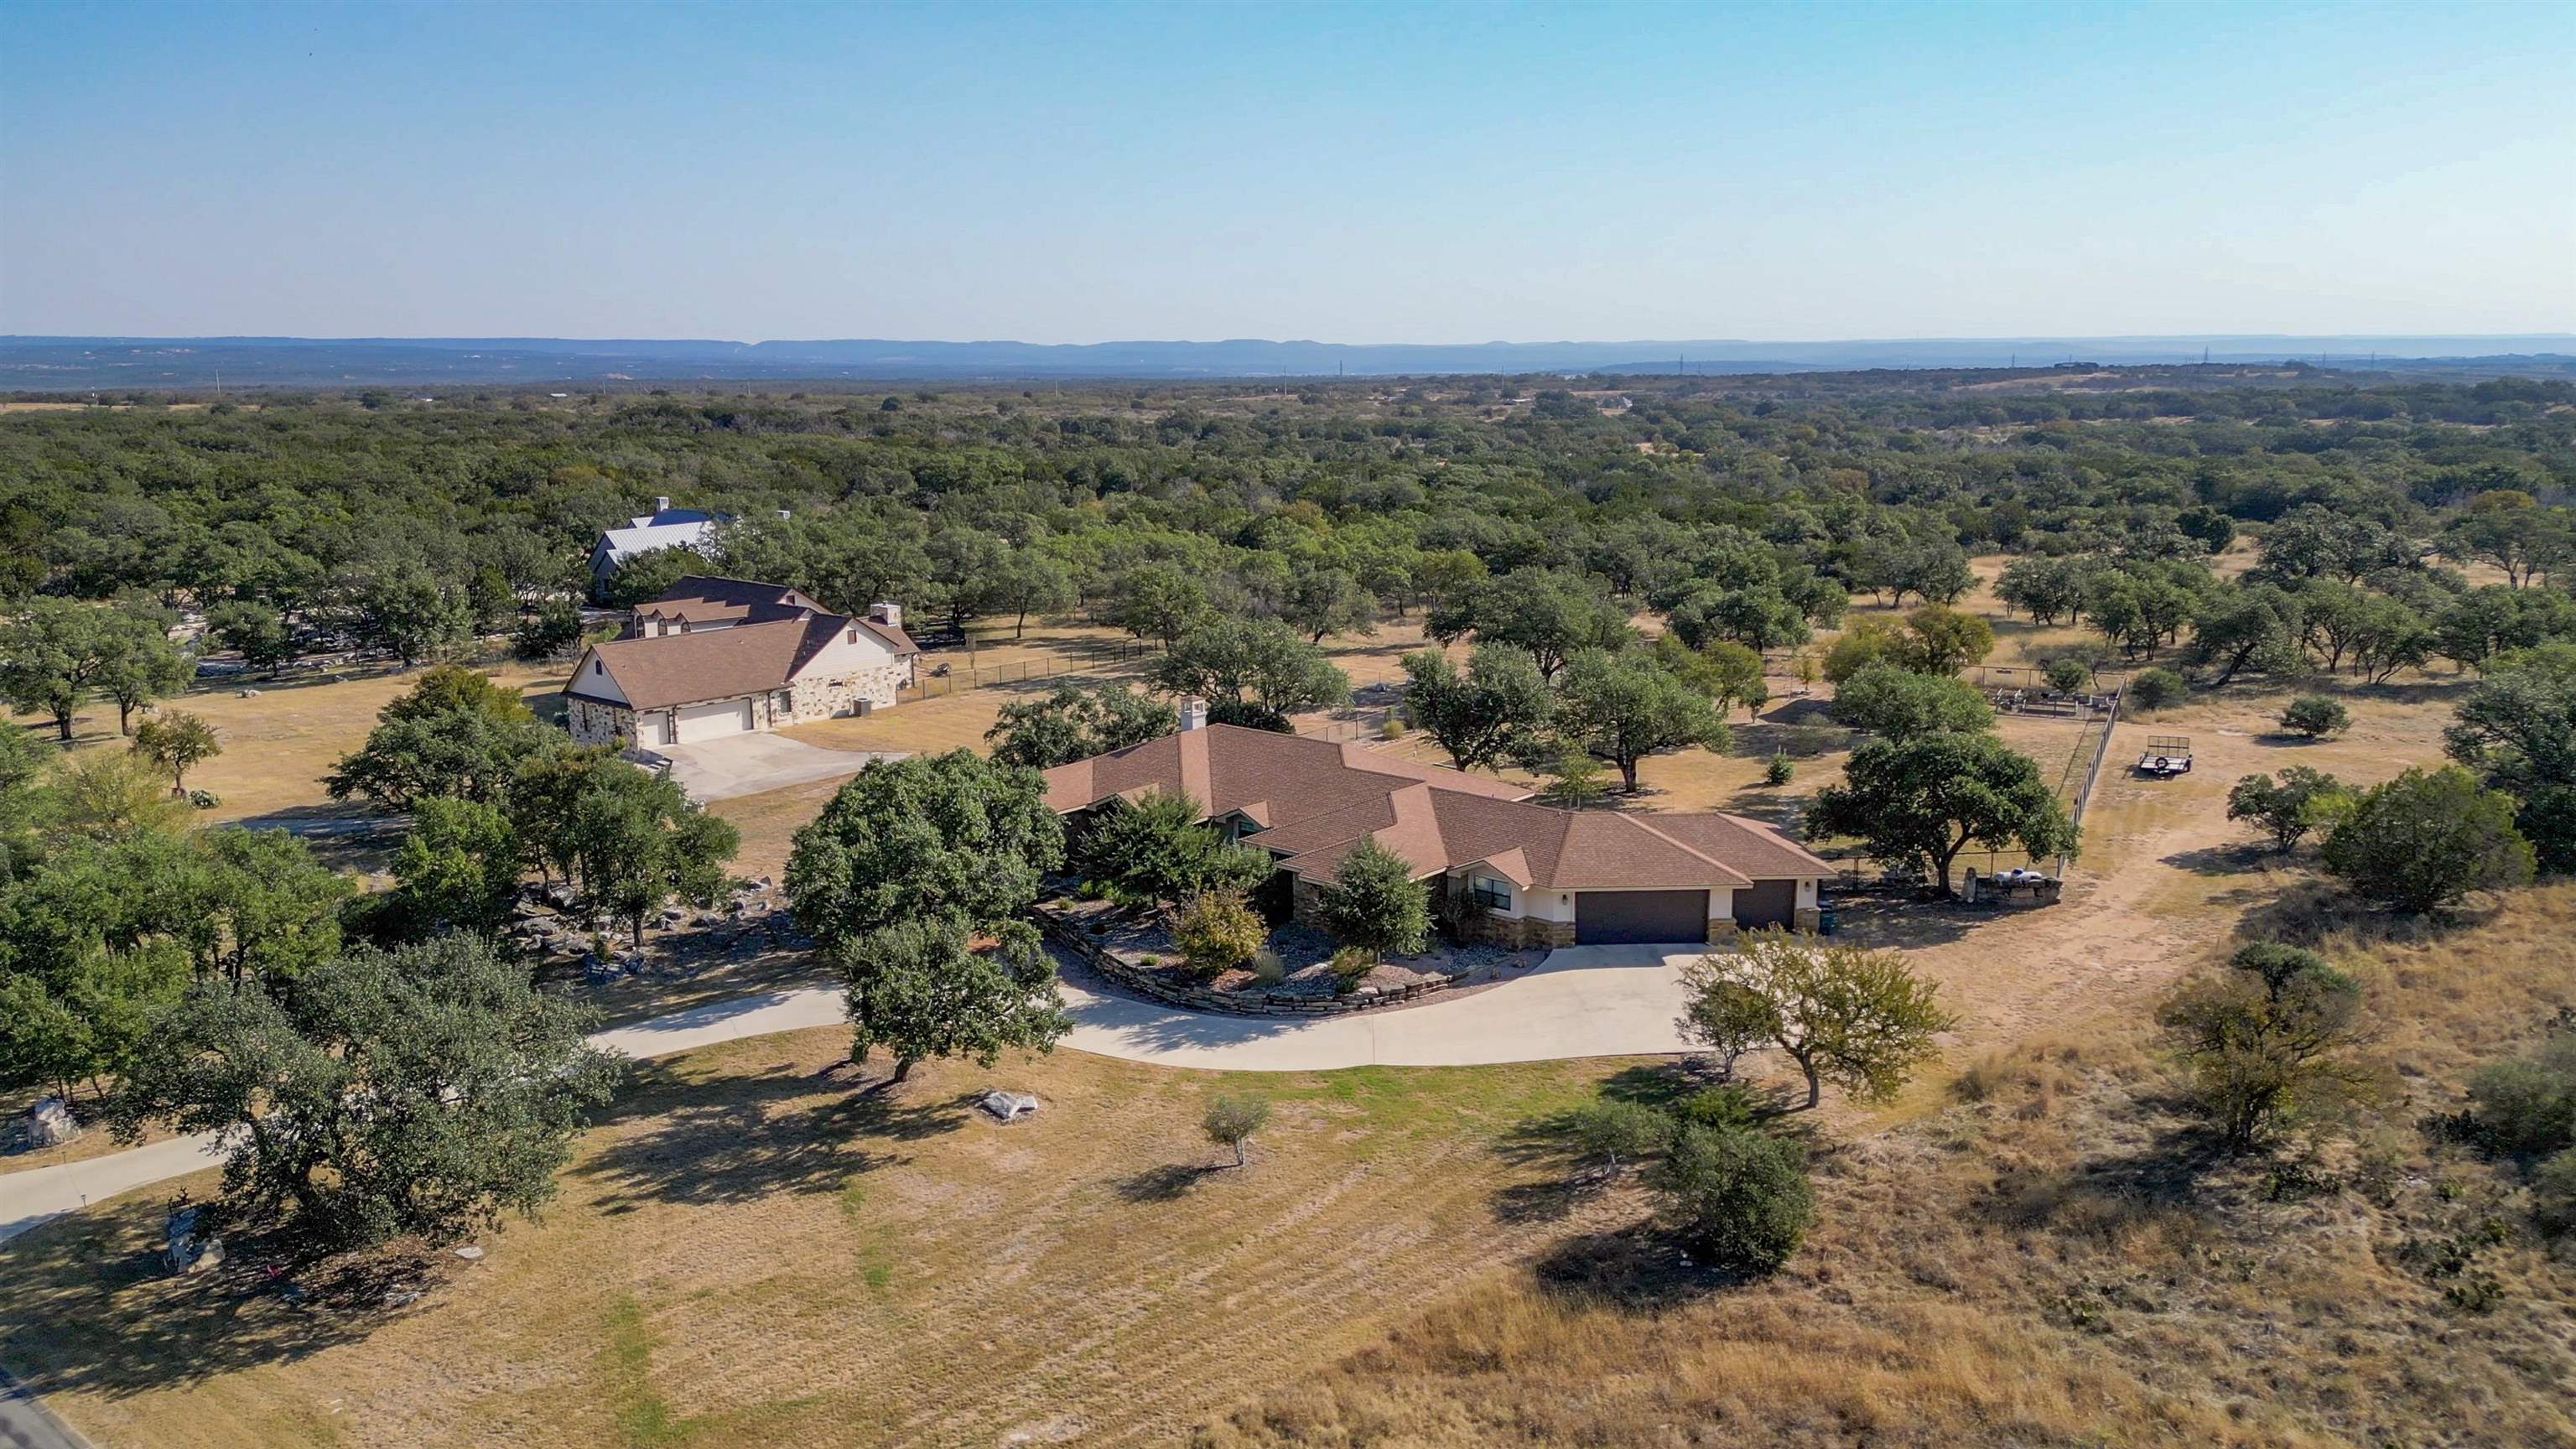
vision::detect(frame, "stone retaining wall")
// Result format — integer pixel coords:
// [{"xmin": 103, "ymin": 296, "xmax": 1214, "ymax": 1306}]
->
[{"xmin": 1036, "ymin": 907, "xmax": 1462, "ymax": 1019}]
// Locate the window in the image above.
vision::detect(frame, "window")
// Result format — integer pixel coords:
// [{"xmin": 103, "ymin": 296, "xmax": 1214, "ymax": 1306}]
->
[
  {"xmin": 1469, "ymin": 876, "xmax": 1513, "ymax": 912},
  {"xmin": 591, "ymin": 659, "xmax": 603, "ymax": 675},
  {"xmin": 848, "ymin": 627, "xmax": 860, "ymax": 643}
]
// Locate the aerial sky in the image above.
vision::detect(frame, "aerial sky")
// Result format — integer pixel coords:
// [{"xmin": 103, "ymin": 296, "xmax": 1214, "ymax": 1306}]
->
[{"xmin": 2, "ymin": 0, "xmax": 2570, "ymax": 342}]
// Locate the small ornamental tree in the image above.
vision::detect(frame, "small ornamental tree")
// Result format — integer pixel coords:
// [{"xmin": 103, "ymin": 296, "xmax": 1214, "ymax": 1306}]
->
[
  {"xmin": 837, "ymin": 917, "xmax": 1070, "ymax": 1084},
  {"xmin": 131, "ymin": 710, "xmax": 221, "ymax": 794},
  {"xmin": 1679, "ymin": 930, "xmax": 1955, "ymax": 1109},
  {"xmin": 2280, "ymin": 693, "xmax": 2351, "ymax": 739},
  {"xmin": 2157, "ymin": 942, "xmax": 2376, "ymax": 1152},
  {"xmin": 1313, "ymin": 838, "xmax": 1431, "ymax": 962},
  {"xmin": 2321, "ymin": 766, "xmax": 2536, "ymax": 914},
  {"xmin": 1202, "ymin": 1093, "xmax": 1272, "ymax": 1168},
  {"xmin": 1073, "ymin": 789, "xmax": 1269, "ymax": 907},
  {"xmin": 1172, "ymin": 890, "xmax": 1265, "ymax": 979},
  {"xmin": 1826, "ymin": 663, "xmax": 1994, "ymax": 741},
  {"xmin": 2225, "ymin": 766, "xmax": 2350, "ymax": 852}
]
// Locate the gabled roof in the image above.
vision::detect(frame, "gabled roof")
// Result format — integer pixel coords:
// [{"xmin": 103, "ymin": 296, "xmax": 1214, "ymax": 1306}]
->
[
  {"xmin": 568, "ymin": 618, "xmax": 816, "ymax": 711},
  {"xmin": 595, "ymin": 518, "xmax": 718, "ymax": 567},
  {"xmin": 631, "ymin": 576, "xmax": 920, "ymax": 655},
  {"xmin": 1041, "ymin": 724, "xmax": 1836, "ymax": 890}
]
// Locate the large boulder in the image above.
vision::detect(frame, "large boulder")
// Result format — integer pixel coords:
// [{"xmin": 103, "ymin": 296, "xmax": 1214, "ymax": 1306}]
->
[{"xmin": 26, "ymin": 1096, "xmax": 78, "ymax": 1149}]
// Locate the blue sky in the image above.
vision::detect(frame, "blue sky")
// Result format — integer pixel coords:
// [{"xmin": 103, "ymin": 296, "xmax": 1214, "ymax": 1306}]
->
[{"xmin": 3, "ymin": 0, "xmax": 2570, "ymax": 340}]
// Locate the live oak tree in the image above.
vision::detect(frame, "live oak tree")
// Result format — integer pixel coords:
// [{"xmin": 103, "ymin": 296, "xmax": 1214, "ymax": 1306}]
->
[
  {"xmin": 1891, "ymin": 605, "xmax": 1995, "ymax": 676},
  {"xmin": 1827, "ymin": 663, "xmax": 1993, "ymax": 741},
  {"xmin": 836, "ymin": 917, "xmax": 1069, "ymax": 1084},
  {"xmin": 1648, "ymin": 1119, "xmax": 1813, "ymax": 1273},
  {"xmin": 985, "ymin": 683, "xmax": 1176, "ymax": 769},
  {"xmin": 2184, "ymin": 583, "xmax": 2306, "ymax": 688},
  {"xmin": 110, "ymin": 934, "xmax": 622, "ymax": 1249},
  {"xmin": 1811, "ymin": 732, "xmax": 2078, "ymax": 895},
  {"xmin": 357, "ymin": 563, "xmax": 476, "ymax": 667},
  {"xmin": 1282, "ymin": 558, "xmax": 1376, "ymax": 643},
  {"xmin": 1151, "ymin": 617, "xmax": 1349, "ymax": 724},
  {"xmin": 131, "ymin": 709, "xmax": 221, "ymax": 793},
  {"xmin": 1649, "ymin": 635, "xmax": 1769, "ymax": 719},
  {"xmin": 387, "ymin": 795, "xmax": 523, "ymax": 936},
  {"xmin": 1400, "ymin": 645, "xmax": 1552, "ymax": 773},
  {"xmin": 96, "ymin": 600, "xmax": 195, "ymax": 735},
  {"xmin": 2279, "ymin": 694, "xmax": 2350, "ymax": 739},
  {"xmin": 1552, "ymin": 647, "xmax": 1729, "ymax": 792},
  {"xmin": 787, "ymin": 750, "xmax": 1064, "ymax": 952},
  {"xmin": 205, "ymin": 599, "xmax": 296, "ymax": 676},
  {"xmin": 0, "ymin": 598, "xmax": 149, "ymax": 740},
  {"xmin": 1678, "ymin": 929, "xmax": 1955, "ymax": 1110},
  {"xmin": 2225, "ymin": 766, "xmax": 2350, "ymax": 852},
  {"xmin": 1427, "ymin": 567, "xmax": 1632, "ymax": 681},
  {"xmin": 2321, "ymin": 766, "xmax": 2536, "ymax": 914},
  {"xmin": 565, "ymin": 765, "xmax": 740, "ymax": 948},
  {"xmin": 1313, "ymin": 838, "xmax": 1430, "ymax": 962},
  {"xmin": 326, "ymin": 665, "xmax": 548, "ymax": 810},
  {"xmin": 2444, "ymin": 643, "xmax": 2576, "ymax": 872}
]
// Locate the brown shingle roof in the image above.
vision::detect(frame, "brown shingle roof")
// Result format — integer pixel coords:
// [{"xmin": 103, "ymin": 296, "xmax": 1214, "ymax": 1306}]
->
[
  {"xmin": 569, "ymin": 619, "xmax": 812, "ymax": 710},
  {"xmin": 1042, "ymin": 724, "xmax": 1826, "ymax": 889},
  {"xmin": 631, "ymin": 576, "xmax": 919, "ymax": 655}
]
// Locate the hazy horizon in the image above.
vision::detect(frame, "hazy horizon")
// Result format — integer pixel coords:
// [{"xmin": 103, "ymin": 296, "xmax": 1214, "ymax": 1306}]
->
[{"xmin": 3, "ymin": 2, "xmax": 2571, "ymax": 340}]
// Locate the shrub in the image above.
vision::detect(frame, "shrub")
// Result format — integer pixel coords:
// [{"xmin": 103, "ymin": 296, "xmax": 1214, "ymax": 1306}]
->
[
  {"xmin": 2281, "ymin": 693, "xmax": 2351, "ymax": 739},
  {"xmin": 2127, "ymin": 667, "xmax": 2187, "ymax": 712},
  {"xmin": 1329, "ymin": 945, "xmax": 1378, "ymax": 990},
  {"xmin": 2533, "ymin": 1149, "xmax": 2576, "ymax": 1234},
  {"xmin": 2156, "ymin": 941, "xmax": 2375, "ymax": 1151},
  {"xmin": 1172, "ymin": 891, "xmax": 1265, "ymax": 979},
  {"xmin": 2463, "ymin": 1035, "xmax": 2576, "ymax": 1159},
  {"xmin": 2321, "ymin": 766, "xmax": 2536, "ymax": 914},
  {"xmin": 2043, "ymin": 657, "xmax": 2091, "ymax": 693},
  {"xmin": 1378, "ymin": 715, "xmax": 1405, "ymax": 740},
  {"xmin": 2225, "ymin": 766, "xmax": 2350, "ymax": 852},
  {"xmin": 1646, "ymin": 1123, "xmax": 1813, "ymax": 1273},
  {"xmin": 1763, "ymin": 750, "xmax": 1793, "ymax": 787},
  {"xmin": 1246, "ymin": 950, "xmax": 1285, "ymax": 986}
]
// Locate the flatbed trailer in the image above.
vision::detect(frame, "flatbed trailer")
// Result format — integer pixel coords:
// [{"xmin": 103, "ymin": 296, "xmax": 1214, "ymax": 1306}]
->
[{"xmin": 2135, "ymin": 735, "xmax": 2193, "ymax": 776}]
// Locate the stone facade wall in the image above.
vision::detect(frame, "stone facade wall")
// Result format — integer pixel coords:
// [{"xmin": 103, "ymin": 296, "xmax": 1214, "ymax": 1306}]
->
[
  {"xmin": 789, "ymin": 657, "xmax": 908, "ymax": 721},
  {"xmin": 567, "ymin": 696, "xmax": 635, "ymax": 745}
]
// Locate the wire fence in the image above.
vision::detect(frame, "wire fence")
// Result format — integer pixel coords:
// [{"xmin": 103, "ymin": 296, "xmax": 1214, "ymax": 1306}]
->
[
  {"xmin": 897, "ymin": 638, "xmax": 1156, "ymax": 702},
  {"xmin": 1296, "ymin": 705, "xmax": 1402, "ymax": 744}
]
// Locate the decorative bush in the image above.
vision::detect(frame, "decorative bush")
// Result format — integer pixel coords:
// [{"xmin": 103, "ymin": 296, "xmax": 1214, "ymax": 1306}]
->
[
  {"xmin": 1329, "ymin": 946, "xmax": 1378, "ymax": 991},
  {"xmin": 1172, "ymin": 890, "xmax": 1264, "ymax": 979},
  {"xmin": 1247, "ymin": 950, "xmax": 1285, "ymax": 986}
]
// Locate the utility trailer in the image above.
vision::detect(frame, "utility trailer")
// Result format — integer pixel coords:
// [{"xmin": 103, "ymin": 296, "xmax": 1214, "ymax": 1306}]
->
[{"xmin": 2135, "ymin": 735, "xmax": 2193, "ymax": 777}]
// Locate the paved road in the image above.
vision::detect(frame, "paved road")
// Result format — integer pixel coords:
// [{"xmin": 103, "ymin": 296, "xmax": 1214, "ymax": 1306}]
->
[
  {"xmin": 0, "ymin": 1363, "xmax": 91, "ymax": 1449},
  {"xmin": 659, "ymin": 735, "xmax": 902, "ymax": 802}
]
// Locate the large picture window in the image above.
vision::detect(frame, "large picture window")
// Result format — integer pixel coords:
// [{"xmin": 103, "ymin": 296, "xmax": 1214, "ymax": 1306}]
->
[{"xmin": 1469, "ymin": 876, "xmax": 1513, "ymax": 912}]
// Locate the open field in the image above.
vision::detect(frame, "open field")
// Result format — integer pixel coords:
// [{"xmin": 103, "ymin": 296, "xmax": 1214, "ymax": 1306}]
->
[
  {"xmin": 1201, "ymin": 881, "xmax": 2576, "ymax": 1449},
  {"xmin": 0, "ymin": 1038, "xmax": 1627, "ymax": 1449}
]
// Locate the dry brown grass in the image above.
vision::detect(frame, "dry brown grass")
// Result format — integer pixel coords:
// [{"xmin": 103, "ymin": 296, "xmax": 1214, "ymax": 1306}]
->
[
  {"xmin": 1, "ymin": 1042, "xmax": 1629, "ymax": 1449},
  {"xmin": 1197, "ymin": 884, "xmax": 2576, "ymax": 1449}
]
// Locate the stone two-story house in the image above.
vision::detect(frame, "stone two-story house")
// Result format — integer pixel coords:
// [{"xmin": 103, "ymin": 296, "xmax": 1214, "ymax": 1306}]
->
[{"xmin": 561, "ymin": 576, "xmax": 919, "ymax": 747}]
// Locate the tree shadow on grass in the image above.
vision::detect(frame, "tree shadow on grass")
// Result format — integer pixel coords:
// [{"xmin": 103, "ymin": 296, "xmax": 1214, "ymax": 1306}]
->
[
  {"xmin": 572, "ymin": 1058, "xmax": 972, "ymax": 1213},
  {"xmin": 2230, "ymin": 878, "xmax": 2494, "ymax": 950},
  {"xmin": 1113, "ymin": 1162, "xmax": 1229, "ymax": 1203},
  {"xmin": 2159, "ymin": 842, "xmax": 2277, "ymax": 877},
  {"xmin": 1530, "ymin": 1222, "xmax": 1772, "ymax": 1312},
  {"xmin": 1490, "ymin": 1064, "xmax": 1809, "ymax": 1226},
  {"xmin": 0, "ymin": 1201, "xmax": 437, "ymax": 1402}
]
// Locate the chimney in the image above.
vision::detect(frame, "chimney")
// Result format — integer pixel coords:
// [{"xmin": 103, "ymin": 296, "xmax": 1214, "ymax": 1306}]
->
[
  {"xmin": 868, "ymin": 601, "xmax": 902, "ymax": 629},
  {"xmin": 654, "ymin": 495, "xmax": 672, "ymax": 513},
  {"xmin": 1178, "ymin": 696, "xmax": 1208, "ymax": 731}
]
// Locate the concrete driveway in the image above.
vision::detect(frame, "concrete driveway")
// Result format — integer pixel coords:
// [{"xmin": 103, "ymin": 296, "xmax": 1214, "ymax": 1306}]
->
[
  {"xmin": 0, "ymin": 946, "xmax": 1697, "ymax": 1245},
  {"xmin": 1058, "ymin": 943, "xmax": 1697, "ymax": 1069},
  {"xmin": 659, "ymin": 734, "xmax": 902, "ymax": 802}
]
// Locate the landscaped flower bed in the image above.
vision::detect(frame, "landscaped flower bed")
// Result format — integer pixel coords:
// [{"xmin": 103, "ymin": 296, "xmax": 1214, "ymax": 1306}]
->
[{"xmin": 1035, "ymin": 896, "xmax": 1540, "ymax": 1017}]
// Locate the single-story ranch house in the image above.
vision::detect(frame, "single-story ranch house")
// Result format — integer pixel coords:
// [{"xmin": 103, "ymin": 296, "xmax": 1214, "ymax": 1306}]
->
[
  {"xmin": 1041, "ymin": 714, "xmax": 1834, "ymax": 947},
  {"xmin": 561, "ymin": 575, "xmax": 919, "ymax": 747}
]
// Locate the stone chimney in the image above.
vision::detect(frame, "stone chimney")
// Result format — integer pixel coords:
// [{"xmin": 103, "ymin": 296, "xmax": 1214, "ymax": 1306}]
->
[
  {"xmin": 1178, "ymin": 697, "xmax": 1208, "ymax": 731},
  {"xmin": 654, "ymin": 495, "xmax": 673, "ymax": 513},
  {"xmin": 868, "ymin": 602, "xmax": 903, "ymax": 630}
]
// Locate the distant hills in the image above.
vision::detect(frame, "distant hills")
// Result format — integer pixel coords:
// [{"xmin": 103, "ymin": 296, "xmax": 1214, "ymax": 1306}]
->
[{"xmin": 3, "ymin": 333, "xmax": 2569, "ymax": 390}]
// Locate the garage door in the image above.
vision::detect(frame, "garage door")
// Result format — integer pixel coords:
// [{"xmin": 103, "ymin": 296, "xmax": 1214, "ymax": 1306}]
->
[
  {"xmin": 1734, "ymin": 878, "xmax": 1798, "ymax": 929},
  {"xmin": 677, "ymin": 699, "xmax": 754, "ymax": 740},
  {"xmin": 1575, "ymin": 890, "xmax": 1709, "ymax": 946}
]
